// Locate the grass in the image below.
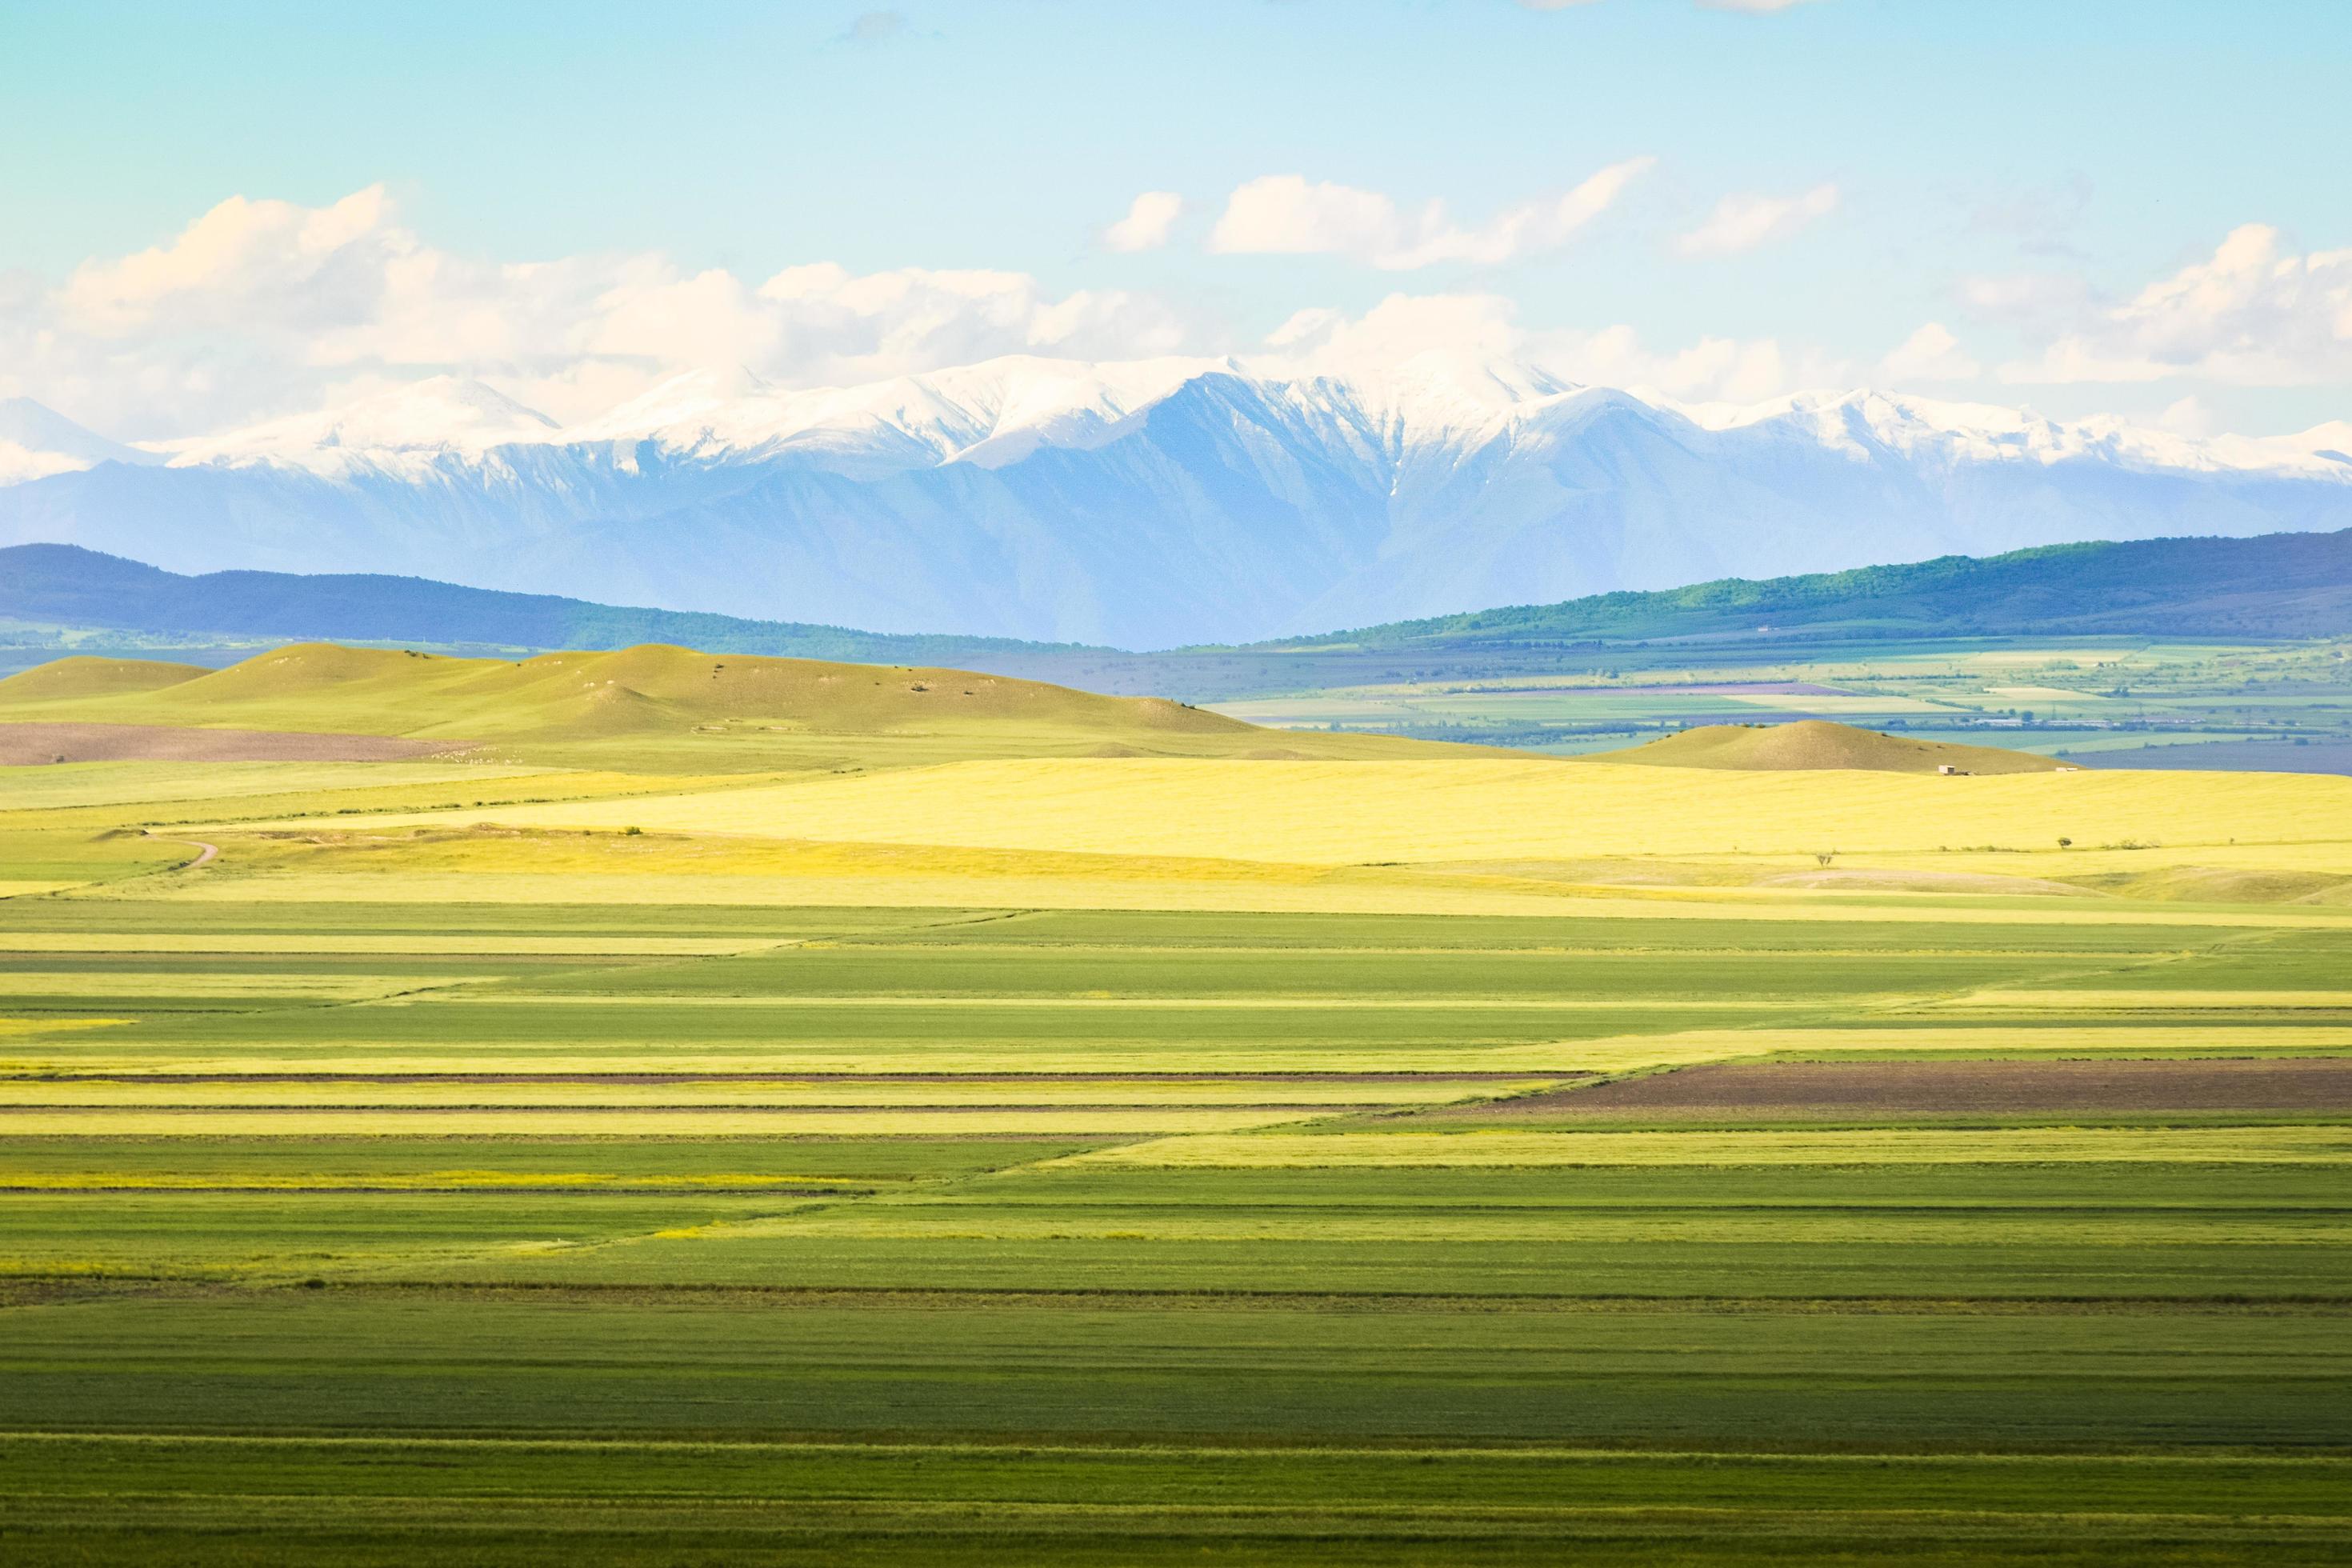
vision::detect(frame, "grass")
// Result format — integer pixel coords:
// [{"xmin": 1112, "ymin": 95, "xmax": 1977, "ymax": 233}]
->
[{"xmin": 2, "ymin": 648, "xmax": 2351, "ymax": 1559}]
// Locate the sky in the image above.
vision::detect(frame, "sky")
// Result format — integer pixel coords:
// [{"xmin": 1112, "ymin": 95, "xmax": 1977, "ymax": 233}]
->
[{"xmin": 2, "ymin": 0, "xmax": 2347, "ymax": 442}]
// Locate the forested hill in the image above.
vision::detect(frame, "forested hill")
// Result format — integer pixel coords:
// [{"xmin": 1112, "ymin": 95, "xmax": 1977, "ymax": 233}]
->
[
  {"xmin": 1254, "ymin": 529, "xmax": 2352, "ymax": 653},
  {"xmin": 0, "ymin": 542, "xmax": 1080, "ymax": 667}
]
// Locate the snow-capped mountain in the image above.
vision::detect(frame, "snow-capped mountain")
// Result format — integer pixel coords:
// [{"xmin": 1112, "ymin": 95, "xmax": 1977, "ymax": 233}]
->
[
  {"xmin": 3, "ymin": 359, "xmax": 2348, "ymax": 648},
  {"xmin": 0, "ymin": 398, "xmax": 162, "ymax": 486}
]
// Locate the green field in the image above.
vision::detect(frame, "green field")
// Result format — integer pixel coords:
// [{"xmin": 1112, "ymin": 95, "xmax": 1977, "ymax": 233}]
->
[
  {"xmin": 1208, "ymin": 635, "xmax": 2352, "ymax": 771},
  {"xmin": 3, "ymin": 648, "xmax": 2350, "ymax": 1561}
]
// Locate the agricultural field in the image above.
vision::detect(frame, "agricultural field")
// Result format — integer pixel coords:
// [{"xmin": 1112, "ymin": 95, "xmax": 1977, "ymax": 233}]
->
[
  {"xmin": 3, "ymin": 644, "xmax": 2351, "ymax": 1562},
  {"xmin": 1211, "ymin": 634, "xmax": 2352, "ymax": 772}
]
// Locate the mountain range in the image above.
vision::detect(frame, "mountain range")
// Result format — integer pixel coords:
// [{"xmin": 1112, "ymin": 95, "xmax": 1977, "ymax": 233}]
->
[
  {"xmin": 4, "ymin": 357, "xmax": 2350, "ymax": 649},
  {"xmin": 8, "ymin": 529, "xmax": 2345, "ymax": 701}
]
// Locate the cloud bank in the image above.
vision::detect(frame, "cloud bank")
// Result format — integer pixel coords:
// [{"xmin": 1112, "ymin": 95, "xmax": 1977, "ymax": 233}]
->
[
  {"xmin": 1994, "ymin": 223, "xmax": 2352, "ymax": 386},
  {"xmin": 3, "ymin": 186, "xmax": 1194, "ymax": 437},
  {"xmin": 2, "ymin": 185, "xmax": 2338, "ymax": 445}
]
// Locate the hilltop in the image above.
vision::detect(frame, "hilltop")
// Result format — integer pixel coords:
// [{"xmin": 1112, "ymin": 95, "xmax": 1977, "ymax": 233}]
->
[
  {"xmin": 0, "ymin": 642, "xmax": 1454, "ymax": 769},
  {"xmin": 1595, "ymin": 720, "xmax": 2067, "ymax": 775},
  {"xmin": 0, "ymin": 654, "xmax": 210, "ymax": 702}
]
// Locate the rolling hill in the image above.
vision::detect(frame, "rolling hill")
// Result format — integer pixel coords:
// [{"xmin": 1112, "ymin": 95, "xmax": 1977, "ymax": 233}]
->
[
  {"xmin": 0, "ymin": 642, "xmax": 1441, "ymax": 766},
  {"xmin": 1595, "ymin": 721, "xmax": 2066, "ymax": 775}
]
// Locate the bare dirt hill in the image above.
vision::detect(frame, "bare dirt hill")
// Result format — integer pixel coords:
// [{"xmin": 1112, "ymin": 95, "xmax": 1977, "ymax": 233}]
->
[{"xmin": 1594, "ymin": 719, "xmax": 2066, "ymax": 775}]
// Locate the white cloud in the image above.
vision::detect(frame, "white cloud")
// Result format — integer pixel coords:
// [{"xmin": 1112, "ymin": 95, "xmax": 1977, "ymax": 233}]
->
[
  {"xmin": 1207, "ymin": 158, "xmax": 1654, "ymax": 270},
  {"xmin": 2156, "ymin": 395, "xmax": 2214, "ymax": 438},
  {"xmin": 1258, "ymin": 291, "xmax": 1845, "ymax": 405},
  {"xmin": 1878, "ymin": 322, "xmax": 1980, "ymax": 383},
  {"xmin": 58, "ymin": 186, "xmax": 398, "ymax": 338},
  {"xmin": 3, "ymin": 186, "xmax": 1200, "ymax": 438},
  {"xmin": 1676, "ymin": 182, "xmax": 1839, "ymax": 258},
  {"xmin": 1102, "ymin": 191, "xmax": 1185, "ymax": 254},
  {"xmin": 1553, "ymin": 323, "xmax": 1846, "ymax": 403},
  {"xmin": 1260, "ymin": 294, "xmax": 1526, "ymax": 372},
  {"xmin": 1998, "ymin": 224, "xmax": 2352, "ymax": 386}
]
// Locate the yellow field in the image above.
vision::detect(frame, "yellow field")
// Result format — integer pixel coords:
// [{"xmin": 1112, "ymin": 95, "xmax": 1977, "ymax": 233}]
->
[
  {"xmin": 1525, "ymin": 1024, "xmax": 2352, "ymax": 1065},
  {"xmin": 0, "ymin": 760, "xmax": 554, "ymax": 812},
  {"xmin": 0, "ymin": 1107, "xmax": 1331, "ymax": 1137},
  {"xmin": 0, "ymin": 932, "xmax": 783, "ymax": 956},
  {"xmin": 1951, "ymin": 990, "xmax": 2352, "ymax": 1012},
  {"xmin": 208, "ymin": 757, "xmax": 2352, "ymax": 869},
  {"xmin": 0, "ymin": 973, "xmax": 474, "ymax": 1000}
]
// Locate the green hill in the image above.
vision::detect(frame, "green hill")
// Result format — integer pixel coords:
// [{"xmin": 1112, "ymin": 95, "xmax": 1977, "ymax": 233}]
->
[
  {"xmin": 1595, "ymin": 720, "xmax": 2066, "ymax": 775},
  {"xmin": 0, "ymin": 642, "xmax": 1457, "ymax": 767},
  {"xmin": 0, "ymin": 654, "xmax": 210, "ymax": 702},
  {"xmin": 1255, "ymin": 529, "xmax": 2352, "ymax": 654}
]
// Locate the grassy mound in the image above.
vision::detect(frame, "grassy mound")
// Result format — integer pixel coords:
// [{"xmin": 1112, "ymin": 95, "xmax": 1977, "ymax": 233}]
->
[
  {"xmin": 0, "ymin": 642, "xmax": 1452, "ymax": 766},
  {"xmin": 0, "ymin": 654, "xmax": 209, "ymax": 702},
  {"xmin": 1594, "ymin": 719, "xmax": 2065, "ymax": 774}
]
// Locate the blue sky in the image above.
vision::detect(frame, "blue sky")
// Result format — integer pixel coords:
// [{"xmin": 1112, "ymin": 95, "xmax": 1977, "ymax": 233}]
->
[{"xmin": 3, "ymin": 0, "xmax": 2346, "ymax": 439}]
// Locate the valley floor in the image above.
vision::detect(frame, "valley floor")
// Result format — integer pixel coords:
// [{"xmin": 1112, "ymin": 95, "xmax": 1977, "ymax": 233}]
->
[{"xmin": 2, "ymin": 750, "xmax": 2349, "ymax": 1562}]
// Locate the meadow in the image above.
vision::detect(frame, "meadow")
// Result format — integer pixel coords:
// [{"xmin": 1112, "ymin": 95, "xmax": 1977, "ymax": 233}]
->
[{"xmin": 2, "ymin": 645, "xmax": 2350, "ymax": 1562}]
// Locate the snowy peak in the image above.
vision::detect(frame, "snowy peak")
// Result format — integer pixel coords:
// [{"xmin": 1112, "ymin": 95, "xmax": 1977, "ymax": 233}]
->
[
  {"xmin": 1315, "ymin": 350, "xmax": 1583, "ymax": 434},
  {"xmin": 564, "ymin": 354, "xmax": 1233, "ymax": 471},
  {"xmin": 1671, "ymin": 387, "xmax": 2352, "ymax": 477},
  {"xmin": 156, "ymin": 377, "xmax": 560, "ymax": 471},
  {"xmin": 35, "ymin": 358, "xmax": 2347, "ymax": 487},
  {"xmin": 0, "ymin": 398, "xmax": 158, "ymax": 483}
]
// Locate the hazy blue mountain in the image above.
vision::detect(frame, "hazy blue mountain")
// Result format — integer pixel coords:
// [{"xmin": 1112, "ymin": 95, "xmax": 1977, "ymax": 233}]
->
[
  {"xmin": 0, "ymin": 543, "xmax": 1078, "ymax": 669},
  {"xmin": 3, "ymin": 358, "xmax": 2348, "ymax": 648},
  {"xmin": 8, "ymin": 530, "xmax": 2343, "ymax": 701},
  {"xmin": 1264, "ymin": 527, "xmax": 2352, "ymax": 650}
]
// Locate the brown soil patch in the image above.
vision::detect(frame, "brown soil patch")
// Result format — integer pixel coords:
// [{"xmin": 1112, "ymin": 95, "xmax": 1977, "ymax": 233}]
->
[
  {"xmin": 1426, "ymin": 1058, "xmax": 2352, "ymax": 1121},
  {"xmin": 0, "ymin": 722, "xmax": 463, "ymax": 765}
]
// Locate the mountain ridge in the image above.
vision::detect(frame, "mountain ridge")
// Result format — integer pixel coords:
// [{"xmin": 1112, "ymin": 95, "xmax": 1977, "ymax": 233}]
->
[
  {"xmin": 4, "ymin": 529, "xmax": 2346, "ymax": 700},
  {"xmin": 4, "ymin": 358, "xmax": 2350, "ymax": 647}
]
